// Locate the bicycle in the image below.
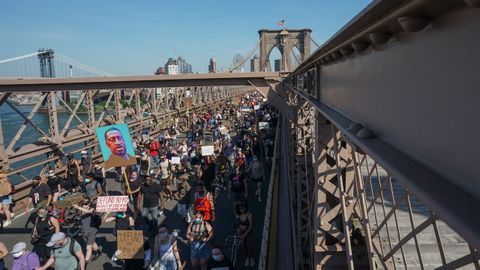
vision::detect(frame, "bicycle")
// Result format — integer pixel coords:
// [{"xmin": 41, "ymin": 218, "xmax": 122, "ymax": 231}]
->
[{"xmin": 224, "ymin": 234, "xmax": 242, "ymax": 267}]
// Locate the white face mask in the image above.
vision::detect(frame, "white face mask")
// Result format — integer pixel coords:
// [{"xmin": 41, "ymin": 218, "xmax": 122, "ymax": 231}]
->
[
  {"xmin": 194, "ymin": 217, "xmax": 202, "ymax": 223},
  {"xmin": 212, "ymin": 254, "xmax": 222, "ymax": 261},
  {"xmin": 13, "ymin": 251, "xmax": 24, "ymax": 258}
]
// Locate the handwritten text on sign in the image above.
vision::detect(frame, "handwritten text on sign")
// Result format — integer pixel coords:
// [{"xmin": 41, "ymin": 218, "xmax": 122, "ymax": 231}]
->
[
  {"xmin": 117, "ymin": 230, "xmax": 144, "ymax": 259},
  {"xmin": 96, "ymin": 196, "xmax": 129, "ymax": 212}
]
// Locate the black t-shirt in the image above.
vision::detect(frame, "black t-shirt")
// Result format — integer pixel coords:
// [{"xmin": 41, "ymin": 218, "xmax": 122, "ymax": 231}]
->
[
  {"xmin": 128, "ymin": 178, "xmax": 141, "ymax": 192},
  {"xmin": 46, "ymin": 176, "xmax": 61, "ymax": 193},
  {"xmin": 207, "ymin": 256, "xmax": 234, "ymax": 270},
  {"xmin": 29, "ymin": 183, "xmax": 51, "ymax": 205},
  {"xmin": 140, "ymin": 183, "xmax": 162, "ymax": 208}
]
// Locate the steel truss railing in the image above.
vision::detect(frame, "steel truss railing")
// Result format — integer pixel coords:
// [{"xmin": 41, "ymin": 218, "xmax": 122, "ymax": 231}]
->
[
  {"xmin": 281, "ymin": 84, "xmax": 480, "ymax": 270},
  {"xmin": 0, "ymin": 86, "xmax": 253, "ymax": 213}
]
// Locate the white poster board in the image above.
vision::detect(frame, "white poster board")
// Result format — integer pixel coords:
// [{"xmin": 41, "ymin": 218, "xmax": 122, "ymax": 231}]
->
[
  {"xmin": 171, "ymin": 156, "xmax": 181, "ymax": 164},
  {"xmin": 259, "ymin": 122, "xmax": 270, "ymax": 130},
  {"xmin": 254, "ymin": 105, "xmax": 260, "ymax": 110},
  {"xmin": 241, "ymin": 107, "xmax": 251, "ymax": 112},
  {"xmin": 96, "ymin": 196, "xmax": 129, "ymax": 212},
  {"xmin": 201, "ymin": 145, "xmax": 215, "ymax": 156}
]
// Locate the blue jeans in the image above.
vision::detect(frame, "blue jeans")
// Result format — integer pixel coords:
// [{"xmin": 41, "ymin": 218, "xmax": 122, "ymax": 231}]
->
[
  {"xmin": 151, "ymin": 155, "xmax": 160, "ymax": 168},
  {"xmin": 142, "ymin": 206, "xmax": 159, "ymax": 225}
]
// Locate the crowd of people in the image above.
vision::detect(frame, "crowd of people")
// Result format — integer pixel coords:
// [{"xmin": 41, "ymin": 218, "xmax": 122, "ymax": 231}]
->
[{"xmin": 0, "ymin": 92, "xmax": 278, "ymax": 270}]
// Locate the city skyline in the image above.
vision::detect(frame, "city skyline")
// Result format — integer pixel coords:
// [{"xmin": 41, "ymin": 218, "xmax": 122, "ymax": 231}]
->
[{"xmin": 0, "ymin": 0, "xmax": 372, "ymax": 75}]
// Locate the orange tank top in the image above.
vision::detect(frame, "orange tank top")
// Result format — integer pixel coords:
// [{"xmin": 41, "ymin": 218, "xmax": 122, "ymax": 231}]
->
[{"xmin": 194, "ymin": 192, "xmax": 211, "ymax": 221}]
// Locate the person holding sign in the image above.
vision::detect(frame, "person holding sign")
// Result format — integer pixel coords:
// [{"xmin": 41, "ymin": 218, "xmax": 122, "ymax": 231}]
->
[{"xmin": 151, "ymin": 224, "xmax": 184, "ymax": 270}]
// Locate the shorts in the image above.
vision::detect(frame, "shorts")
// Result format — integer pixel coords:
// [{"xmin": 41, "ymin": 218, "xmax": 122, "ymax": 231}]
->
[
  {"xmin": 82, "ymin": 229, "xmax": 98, "ymax": 245},
  {"xmin": 0, "ymin": 195, "xmax": 12, "ymax": 205},
  {"xmin": 190, "ymin": 241, "xmax": 211, "ymax": 260}
]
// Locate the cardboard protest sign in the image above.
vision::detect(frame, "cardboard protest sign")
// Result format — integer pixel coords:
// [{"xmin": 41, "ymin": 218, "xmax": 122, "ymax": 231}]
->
[
  {"xmin": 117, "ymin": 230, "xmax": 144, "ymax": 259},
  {"xmin": 171, "ymin": 156, "xmax": 181, "ymax": 164},
  {"xmin": 0, "ymin": 182, "xmax": 10, "ymax": 196},
  {"xmin": 55, "ymin": 193, "xmax": 85, "ymax": 208},
  {"xmin": 259, "ymin": 122, "xmax": 270, "ymax": 130},
  {"xmin": 96, "ymin": 123, "xmax": 136, "ymax": 170},
  {"xmin": 241, "ymin": 107, "xmax": 251, "ymax": 112},
  {"xmin": 96, "ymin": 196, "xmax": 129, "ymax": 212},
  {"xmin": 219, "ymin": 126, "xmax": 229, "ymax": 136},
  {"xmin": 201, "ymin": 145, "xmax": 215, "ymax": 156}
]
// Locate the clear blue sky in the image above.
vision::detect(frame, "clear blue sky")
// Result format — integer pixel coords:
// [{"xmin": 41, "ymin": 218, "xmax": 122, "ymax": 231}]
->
[{"xmin": 0, "ymin": 0, "xmax": 371, "ymax": 75}]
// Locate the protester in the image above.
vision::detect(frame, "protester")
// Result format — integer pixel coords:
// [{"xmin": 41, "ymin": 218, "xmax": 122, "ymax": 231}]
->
[
  {"xmin": 31, "ymin": 206, "xmax": 60, "ymax": 264},
  {"xmin": 40, "ymin": 232, "xmax": 85, "ymax": 270},
  {"xmin": 10, "ymin": 241, "xmax": 40, "ymax": 270},
  {"xmin": 193, "ymin": 182, "xmax": 215, "ymax": 224},
  {"xmin": 73, "ymin": 199, "xmax": 102, "ymax": 262},
  {"xmin": 0, "ymin": 173, "xmax": 13, "ymax": 226},
  {"xmin": 84, "ymin": 172, "xmax": 104, "ymax": 201},
  {"xmin": 126, "ymin": 171, "xmax": 142, "ymax": 218},
  {"xmin": 247, "ymin": 156, "xmax": 264, "ymax": 202},
  {"xmin": 24, "ymin": 176, "xmax": 51, "ymax": 214},
  {"xmin": 138, "ymin": 152, "xmax": 151, "ymax": 182},
  {"xmin": 45, "ymin": 169, "xmax": 62, "ymax": 203},
  {"xmin": 138, "ymin": 175, "xmax": 164, "ymax": 229},
  {"xmin": 228, "ymin": 166, "xmax": 248, "ymax": 201},
  {"xmin": 92, "ymin": 161, "xmax": 106, "ymax": 192},
  {"xmin": 151, "ymin": 223, "xmax": 183, "ymax": 270},
  {"xmin": 235, "ymin": 200, "xmax": 255, "ymax": 267},
  {"xmin": 206, "ymin": 243, "xmax": 234, "ymax": 270},
  {"xmin": 186, "ymin": 211, "xmax": 213, "ymax": 270},
  {"xmin": 64, "ymin": 153, "xmax": 81, "ymax": 192},
  {"xmin": 80, "ymin": 150, "xmax": 93, "ymax": 181},
  {"xmin": 0, "ymin": 241, "xmax": 7, "ymax": 270},
  {"xmin": 149, "ymin": 138, "xmax": 161, "ymax": 167}
]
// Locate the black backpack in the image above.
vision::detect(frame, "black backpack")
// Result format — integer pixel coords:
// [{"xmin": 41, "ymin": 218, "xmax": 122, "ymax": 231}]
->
[{"xmin": 68, "ymin": 237, "xmax": 80, "ymax": 267}]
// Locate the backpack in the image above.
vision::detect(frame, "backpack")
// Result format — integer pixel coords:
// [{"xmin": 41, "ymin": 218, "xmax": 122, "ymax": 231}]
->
[{"xmin": 68, "ymin": 237, "xmax": 80, "ymax": 270}]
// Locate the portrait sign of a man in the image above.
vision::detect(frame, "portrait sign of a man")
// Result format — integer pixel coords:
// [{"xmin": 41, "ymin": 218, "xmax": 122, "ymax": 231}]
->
[{"xmin": 96, "ymin": 124, "xmax": 136, "ymax": 169}]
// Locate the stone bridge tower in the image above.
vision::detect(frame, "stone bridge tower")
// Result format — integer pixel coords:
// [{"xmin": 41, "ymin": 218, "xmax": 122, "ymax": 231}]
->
[{"xmin": 259, "ymin": 28, "xmax": 312, "ymax": 72}]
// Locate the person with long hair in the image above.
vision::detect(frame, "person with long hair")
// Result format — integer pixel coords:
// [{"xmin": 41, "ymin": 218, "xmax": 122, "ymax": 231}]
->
[
  {"xmin": 235, "ymin": 200, "xmax": 255, "ymax": 267},
  {"xmin": 186, "ymin": 211, "xmax": 213, "ymax": 270},
  {"xmin": 151, "ymin": 223, "xmax": 183, "ymax": 270}
]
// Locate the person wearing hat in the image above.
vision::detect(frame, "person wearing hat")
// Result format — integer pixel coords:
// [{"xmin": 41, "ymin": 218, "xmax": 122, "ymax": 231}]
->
[
  {"xmin": 24, "ymin": 176, "xmax": 51, "ymax": 215},
  {"xmin": 0, "ymin": 241, "xmax": 7, "ymax": 270},
  {"xmin": 40, "ymin": 232, "xmax": 85, "ymax": 270},
  {"xmin": 45, "ymin": 169, "xmax": 62, "ymax": 203},
  {"xmin": 0, "ymin": 173, "xmax": 13, "ymax": 227},
  {"xmin": 64, "ymin": 153, "xmax": 81, "ymax": 192},
  {"xmin": 10, "ymin": 242, "xmax": 40, "ymax": 270}
]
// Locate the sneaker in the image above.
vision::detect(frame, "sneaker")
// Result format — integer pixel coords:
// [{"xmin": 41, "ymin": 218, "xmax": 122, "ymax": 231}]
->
[
  {"xmin": 4, "ymin": 220, "xmax": 12, "ymax": 227},
  {"xmin": 10, "ymin": 213, "xmax": 15, "ymax": 220},
  {"xmin": 159, "ymin": 210, "xmax": 164, "ymax": 216}
]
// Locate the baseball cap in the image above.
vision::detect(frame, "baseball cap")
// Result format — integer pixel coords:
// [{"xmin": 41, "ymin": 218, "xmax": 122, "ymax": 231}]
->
[
  {"xmin": 47, "ymin": 232, "xmax": 66, "ymax": 247},
  {"xmin": 11, "ymin": 242, "xmax": 26, "ymax": 255},
  {"xmin": 80, "ymin": 150, "xmax": 87, "ymax": 155}
]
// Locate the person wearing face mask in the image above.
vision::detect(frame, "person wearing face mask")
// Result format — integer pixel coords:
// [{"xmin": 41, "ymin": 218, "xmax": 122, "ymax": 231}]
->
[
  {"xmin": 151, "ymin": 223, "xmax": 183, "ymax": 270},
  {"xmin": 206, "ymin": 244, "xmax": 233, "ymax": 270},
  {"xmin": 138, "ymin": 152, "xmax": 151, "ymax": 182},
  {"xmin": 39, "ymin": 232, "xmax": 85, "ymax": 270},
  {"xmin": 79, "ymin": 150, "xmax": 92, "ymax": 183},
  {"xmin": 10, "ymin": 242, "xmax": 40, "ymax": 270},
  {"xmin": 31, "ymin": 206, "xmax": 60, "ymax": 265},
  {"xmin": 64, "ymin": 154, "xmax": 81, "ymax": 193},
  {"xmin": 83, "ymin": 172, "xmax": 103, "ymax": 201},
  {"xmin": 186, "ymin": 211, "xmax": 213, "ymax": 270},
  {"xmin": 24, "ymin": 176, "xmax": 52, "ymax": 215},
  {"xmin": 45, "ymin": 170, "xmax": 62, "ymax": 203}
]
